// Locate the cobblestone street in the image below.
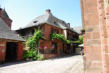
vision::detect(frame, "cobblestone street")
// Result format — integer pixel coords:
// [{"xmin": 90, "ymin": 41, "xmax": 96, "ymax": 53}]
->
[{"xmin": 0, "ymin": 55, "xmax": 83, "ymax": 73}]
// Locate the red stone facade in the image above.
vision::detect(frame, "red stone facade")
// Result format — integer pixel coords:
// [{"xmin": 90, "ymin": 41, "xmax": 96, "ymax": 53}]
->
[
  {"xmin": 37, "ymin": 24, "xmax": 78, "ymax": 58},
  {"xmin": 17, "ymin": 42, "xmax": 24, "ymax": 61},
  {"xmin": 0, "ymin": 8, "xmax": 24, "ymax": 63},
  {"xmin": 17, "ymin": 23, "xmax": 79, "ymax": 59},
  {"xmin": 81, "ymin": 0, "xmax": 109, "ymax": 73},
  {"xmin": 0, "ymin": 40, "xmax": 6, "ymax": 62},
  {"xmin": 0, "ymin": 39, "xmax": 24, "ymax": 63}
]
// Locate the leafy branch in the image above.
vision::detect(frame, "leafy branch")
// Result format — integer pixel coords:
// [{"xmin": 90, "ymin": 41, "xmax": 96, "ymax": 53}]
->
[{"xmin": 50, "ymin": 33, "xmax": 72, "ymax": 44}]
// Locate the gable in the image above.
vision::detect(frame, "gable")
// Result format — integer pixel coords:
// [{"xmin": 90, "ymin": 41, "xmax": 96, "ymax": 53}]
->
[{"xmin": 0, "ymin": 18, "xmax": 24, "ymax": 41}]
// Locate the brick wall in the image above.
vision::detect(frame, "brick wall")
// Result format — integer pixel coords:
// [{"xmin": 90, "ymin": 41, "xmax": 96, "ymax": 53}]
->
[
  {"xmin": 17, "ymin": 42, "xmax": 24, "ymax": 61},
  {"xmin": 42, "ymin": 24, "xmax": 63, "ymax": 39},
  {"xmin": 0, "ymin": 40, "xmax": 24, "ymax": 62},
  {"xmin": 0, "ymin": 40, "xmax": 6, "ymax": 63},
  {"xmin": 39, "ymin": 24, "xmax": 65, "ymax": 58}
]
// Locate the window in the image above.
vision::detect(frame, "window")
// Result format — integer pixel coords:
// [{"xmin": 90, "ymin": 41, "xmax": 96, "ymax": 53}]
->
[
  {"xmin": 62, "ymin": 21, "xmax": 65, "ymax": 24},
  {"xmin": 51, "ymin": 43, "xmax": 57, "ymax": 54},
  {"xmin": 33, "ymin": 21, "xmax": 37, "ymax": 23},
  {"xmin": 51, "ymin": 28, "xmax": 59, "ymax": 34},
  {"xmin": 54, "ymin": 22, "xmax": 58, "ymax": 26},
  {"xmin": 31, "ymin": 30, "xmax": 34, "ymax": 35}
]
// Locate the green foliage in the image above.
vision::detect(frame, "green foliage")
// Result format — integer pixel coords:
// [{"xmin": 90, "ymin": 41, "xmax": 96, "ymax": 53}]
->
[
  {"xmin": 23, "ymin": 50, "xmax": 29, "ymax": 59},
  {"xmin": 50, "ymin": 33, "xmax": 72, "ymax": 44},
  {"xmin": 23, "ymin": 49, "xmax": 38, "ymax": 60},
  {"xmin": 65, "ymin": 40, "xmax": 71, "ymax": 44},
  {"xmin": 32, "ymin": 30, "xmax": 45, "ymax": 47},
  {"xmin": 23, "ymin": 30, "xmax": 44, "ymax": 61},
  {"xmin": 26, "ymin": 37, "xmax": 34, "ymax": 49},
  {"xmin": 79, "ymin": 36, "xmax": 83, "ymax": 44},
  {"xmin": 23, "ymin": 49, "xmax": 44, "ymax": 60},
  {"xmin": 26, "ymin": 30, "xmax": 44, "ymax": 49},
  {"xmin": 72, "ymin": 36, "xmax": 83, "ymax": 45},
  {"xmin": 50, "ymin": 33, "xmax": 65, "ymax": 40},
  {"xmin": 50, "ymin": 33, "xmax": 83, "ymax": 45},
  {"xmin": 37, "ymin": 53, "xmax": 45, "ymax": 60}
]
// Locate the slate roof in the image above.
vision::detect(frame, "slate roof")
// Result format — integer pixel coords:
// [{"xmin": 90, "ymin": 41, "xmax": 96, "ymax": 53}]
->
[
  {"xmin": 20, "ymin": 13, "xmax": 70, "ymax": 30},
  {"xmin": 73, "ymin": 26, "xmax": 82, "ymax": 34},
  {"xmin": 0, "ymin": 18, "xmax": 25, "ymax": 41}
]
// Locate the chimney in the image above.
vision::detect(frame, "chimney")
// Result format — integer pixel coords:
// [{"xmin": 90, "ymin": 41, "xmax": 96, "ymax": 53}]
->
[
  {"xmin": 67, "ymin": 23, "xmax": 70, "ymax": 28},
  {"xmin": 46, "ymin": 9, "xmax": 51, "ymax": 14}
]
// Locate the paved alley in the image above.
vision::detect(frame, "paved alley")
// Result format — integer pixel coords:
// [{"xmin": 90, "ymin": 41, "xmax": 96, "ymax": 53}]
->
[{"xmin": 0, "ymin": 55, "xmax": 84, "ymax": 73}]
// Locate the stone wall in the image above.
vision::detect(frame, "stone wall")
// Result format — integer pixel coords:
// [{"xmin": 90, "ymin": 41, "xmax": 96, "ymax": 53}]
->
[
  {"xmin": 81, "ymin": 0, "xmax": 102, "ymax": 73},
  {"xmin": 81, "ymin": 0, "xmax": 109, "ymax": 73}
]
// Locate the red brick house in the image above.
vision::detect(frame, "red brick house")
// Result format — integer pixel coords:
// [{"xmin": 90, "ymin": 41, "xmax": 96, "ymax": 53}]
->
[
  {"xmin": 0, "ymin": 8, "xmax": 24, "ymax": 63},
  {"xmin": 16, "ymin": 9, "xmax": 79, "ymax": 58}
]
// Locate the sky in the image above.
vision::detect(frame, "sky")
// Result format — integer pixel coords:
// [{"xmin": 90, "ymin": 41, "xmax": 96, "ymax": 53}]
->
[{"xmin": 0, "ymin": 0, "xmax": 82, "ymax": 30}]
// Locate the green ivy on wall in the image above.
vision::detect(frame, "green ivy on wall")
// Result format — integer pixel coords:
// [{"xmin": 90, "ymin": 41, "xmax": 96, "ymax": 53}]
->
[
  {"xmin": 50, "ymin": 33, "xmax": 83, "ymax": 45},
  {"xmin": 23, "ymin": 30, "xmax": 45, "ymax": 61},
  {"xmin": 50, "ymin": 33, "xmax": 72, "ymax": 44}
]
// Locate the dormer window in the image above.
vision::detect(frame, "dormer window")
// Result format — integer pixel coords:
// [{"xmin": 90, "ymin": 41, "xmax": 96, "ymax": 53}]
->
[
  {"xmin": 62, "ymin": 21, "xmax": 64, "ymax": 23},
  {"xmin": 33, "ymin": 21, "xmax": 37, "ymax": 23},
  {"xmin": 54, "ymin": 22, "xmax": 56, "ymax": 24},
  {"xmin": 54, "ymin": 22, "xmax": 58, "ymax": 26}
]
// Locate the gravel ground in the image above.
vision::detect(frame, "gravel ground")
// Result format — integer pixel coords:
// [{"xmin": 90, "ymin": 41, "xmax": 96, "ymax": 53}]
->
[{"xmin": 0, "ymin": 55, "xmax": 84, "ymax": 73}]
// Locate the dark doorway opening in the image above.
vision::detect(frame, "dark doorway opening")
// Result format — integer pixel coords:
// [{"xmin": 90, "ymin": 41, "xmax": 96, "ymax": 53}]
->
[
  {"xmin": 72, "ymin": 44, "xmax": 76, "ymax": 53},
  {"xmin": 5, "ymin": 42, "xmax": 17, "ymax": 62},
  {"xmin": 66, "ymin": 44, "xmax": 71, "ymax": 54}
]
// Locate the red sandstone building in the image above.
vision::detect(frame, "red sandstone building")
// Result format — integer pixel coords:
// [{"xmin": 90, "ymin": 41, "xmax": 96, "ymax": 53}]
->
[
  {"xmin": 0, "ymin": 8, "xmax": 24, "ymax": 63},
  {"xmin": 81, "ymin": 0, "xmax": 109, "ymax": 73},
  {"xmin": 17, "ymin": 10, "xmax": 79, "ymax": 58}
]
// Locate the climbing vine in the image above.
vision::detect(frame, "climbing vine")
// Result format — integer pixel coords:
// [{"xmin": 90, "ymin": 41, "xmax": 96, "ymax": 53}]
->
[
  {"xmin": 23, "ymin": 30, "xmax": 45, "ymax": 60},
  {"xmin": 50, "ymin": 33, "xmax": 83, "ymax": 45},
  {"xmin": 50, "ymin": 33, "xmax": 72, "ymax": 44},
  {"xmin": 26, "ymin": 30, "xmax": 44, "ymax": 49}
]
